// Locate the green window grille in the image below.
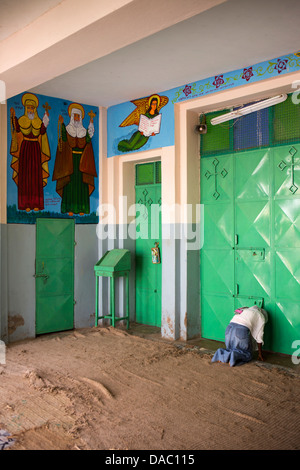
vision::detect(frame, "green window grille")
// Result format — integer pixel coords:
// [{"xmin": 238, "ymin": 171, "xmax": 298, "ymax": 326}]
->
[
  {"xmin": 136, "ymin": 162, "xmax": 161, "ymax": 185},
  {"xmin": 273, "ymin": 94, "xmax": 300, "ymax": 144},
  {"xmin": 201, "ymin": 93, "xmax": 300, "ymax": 157},
  {"xmin": 156, "ymin": 161, "xmax": 161, "ymax": 184},
  {"xmin": 200, "ymin": 110, "xmax": 232, "ymax": 156}
]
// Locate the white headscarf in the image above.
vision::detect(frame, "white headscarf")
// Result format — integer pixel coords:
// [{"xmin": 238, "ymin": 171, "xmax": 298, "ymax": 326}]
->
[{"xmin": 66, "ymin": 108, "xmax": 87, "ymax": 138}]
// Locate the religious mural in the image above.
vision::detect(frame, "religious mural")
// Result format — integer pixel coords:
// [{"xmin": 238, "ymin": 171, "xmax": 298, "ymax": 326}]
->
[
  {"xmin": 108, "ymin": 91, "xmax": 174, "ymax": 157},
  {"xmin": 107, "ymin": 51, "xmax": 300, "ymax": 158},
  {"xmin": 117, "ymin": 94, "xmax": 168, "ymax": 152},
  {"xmin": 53, "ymin": 104, "xmax": 97, "ymax": 216},
  {"xmin": 7, "ymin": 92, "xmax": 99, "ymax": 224},
  {"xmin": 10, "ymin": 93, "xmax": 51, "ymax": 213},
  {"xmin": 7, "ymin": 52, "xmax": 300, "ymax": 222}
]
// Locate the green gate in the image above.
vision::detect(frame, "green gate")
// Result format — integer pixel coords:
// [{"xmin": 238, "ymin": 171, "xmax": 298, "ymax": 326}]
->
[
  {"xmin": 135, "ymin": 162, "xmax": 162, "ymax": 327},
  {"xmin": 35, "ymin": 218, "xmax": 75, "ymax": 334},
  {"xmin": 200, "ymin": 145, "xmax": 300, "ymax": 355}
]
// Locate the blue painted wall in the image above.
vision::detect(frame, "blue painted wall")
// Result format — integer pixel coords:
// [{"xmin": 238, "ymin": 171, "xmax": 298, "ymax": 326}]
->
[{"xmin": 7, "ymin": 92, "xmax": 99, "ymax": 224}]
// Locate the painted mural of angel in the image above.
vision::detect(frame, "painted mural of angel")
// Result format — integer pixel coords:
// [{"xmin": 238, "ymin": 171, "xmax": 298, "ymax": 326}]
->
[{"xmin": 117, "ymin": 94, "xmax": 169, "ymax": 152}]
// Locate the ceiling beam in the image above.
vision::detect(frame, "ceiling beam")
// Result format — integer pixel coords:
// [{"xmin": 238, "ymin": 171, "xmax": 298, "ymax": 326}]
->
[{"xmin": 0, "ymin": 0, "xmax": 226, "ymax": 99}]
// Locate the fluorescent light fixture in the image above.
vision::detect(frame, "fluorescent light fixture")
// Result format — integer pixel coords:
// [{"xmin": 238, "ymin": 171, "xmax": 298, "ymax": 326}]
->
[{"xmin": 210, "ymin": 94, "xmax": 288, "ymax": 125}]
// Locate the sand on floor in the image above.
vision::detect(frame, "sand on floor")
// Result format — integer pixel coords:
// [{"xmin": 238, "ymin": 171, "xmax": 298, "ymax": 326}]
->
[{"xmin": 0, "ymin": 326, "xmax": 299, "ymax": 450}]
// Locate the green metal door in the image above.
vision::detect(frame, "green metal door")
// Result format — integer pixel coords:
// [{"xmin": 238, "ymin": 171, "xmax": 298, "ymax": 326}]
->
[
  {"xmin": 272, "ymin": 145, "xmax": 300, "ymax": 354},
  {"xmin": 36, "ymin": 219, "xmax": 75, "ymax": 334},
  {"xmin": 200, "ymin": 154, "xmax": 235, "ymax": 340},
  {"xmin": 234, "ymin": 148, "xmax": 271, "ymax": 349},
  {"xmin": 200, "ymin": 145, "xmax": 300, "ymax": 355},
  {"xmin": 135, "ymin": 162, "xmax": 162, "ymax": 327}
]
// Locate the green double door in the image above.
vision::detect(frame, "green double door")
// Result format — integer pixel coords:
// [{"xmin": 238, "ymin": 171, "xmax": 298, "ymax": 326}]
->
[
  {"xmin": 135, "ymin": 162, "xmax": 162, "ymax": 327},
  {"xmin": 200, "ymin": 145, "xmax": 300, "ymax": 355},
  {"xmin": 35, "ymin": 219, "xmax": 75, "ymax": 334}
]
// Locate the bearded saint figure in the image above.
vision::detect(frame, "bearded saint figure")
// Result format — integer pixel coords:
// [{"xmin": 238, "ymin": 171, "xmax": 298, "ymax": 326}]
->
[
  {"xmin": 10, "ymin": 93, "xmax": 50, "ymax": 211},
  {"xmin": 52, "ymin": 103, "xmax": 97, "ymax": 216}
]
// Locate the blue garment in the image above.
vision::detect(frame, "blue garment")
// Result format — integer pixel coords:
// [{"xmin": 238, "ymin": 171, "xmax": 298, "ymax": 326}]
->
[{"xmin": 211, "ymin": 323, "xmax": 253, "ymax": 367}]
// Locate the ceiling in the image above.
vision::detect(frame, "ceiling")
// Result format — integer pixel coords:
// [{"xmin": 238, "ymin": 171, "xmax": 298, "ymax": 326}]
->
[
  {"xmin": 0, "ymin": 0, "xmax": 63, "ymax": 41},
  {"xmin": 3, "ymin": 0, "xmax": 300, "ymax": 108}
]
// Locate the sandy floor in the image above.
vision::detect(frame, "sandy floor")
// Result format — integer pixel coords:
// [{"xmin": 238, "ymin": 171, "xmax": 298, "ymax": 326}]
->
[{"xmin": 0, "ymin": 326, "xmax": 300, "ymax": 451}]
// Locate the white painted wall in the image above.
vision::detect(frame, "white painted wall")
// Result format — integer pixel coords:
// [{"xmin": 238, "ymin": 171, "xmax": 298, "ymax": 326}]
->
[
  {"xmin": 74, "ymin": 225, "xmax": 99, "ymax": 329},
  {"xmin": 7, "ymin": 225, "xmax": 36, "ymax": 342}
]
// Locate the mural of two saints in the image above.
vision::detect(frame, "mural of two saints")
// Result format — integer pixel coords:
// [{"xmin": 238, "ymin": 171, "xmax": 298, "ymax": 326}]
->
[{"xmin": 9, "ymin": 92, "xmax": 98, "ymax": 221}]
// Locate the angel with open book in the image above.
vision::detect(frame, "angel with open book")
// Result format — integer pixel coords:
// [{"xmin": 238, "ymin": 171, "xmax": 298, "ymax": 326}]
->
[{"xmin": 117, "ymin": 94, "xmax": 168, "ymax": 152}]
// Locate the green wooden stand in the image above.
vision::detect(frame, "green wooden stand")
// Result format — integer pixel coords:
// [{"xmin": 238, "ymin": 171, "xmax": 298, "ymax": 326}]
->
[{"xmin": 94, "ymin": 249, "xmax": 131, "ymax": 329}]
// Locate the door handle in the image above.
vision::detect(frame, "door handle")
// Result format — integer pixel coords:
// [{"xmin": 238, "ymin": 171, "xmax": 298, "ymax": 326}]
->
[
  {"xmin": 33, "ymin": 273, "xmax": 49, "ymax": 283},
  {"xmin": 34, "ymin": 261, "xmax": 49, "ymax": 283}
]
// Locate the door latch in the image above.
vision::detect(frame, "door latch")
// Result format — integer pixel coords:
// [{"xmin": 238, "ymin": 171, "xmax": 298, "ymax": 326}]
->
[
  {"xmin": 33, "ymin": 273, "xmax": 49, "ymax": 283},
  {"xmin": 34, "ymin": 261, "xmax": 49, "ymax": 283}
]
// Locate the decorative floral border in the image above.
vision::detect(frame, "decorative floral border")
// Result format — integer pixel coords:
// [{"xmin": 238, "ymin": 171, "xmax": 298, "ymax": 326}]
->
[
  {"xmin": 108, "ymin": 51, "xmax": 300, "ymax": 157},
  {"xmin": 171, "ymin": 53, "xmax": 300, "ymax": 104}
]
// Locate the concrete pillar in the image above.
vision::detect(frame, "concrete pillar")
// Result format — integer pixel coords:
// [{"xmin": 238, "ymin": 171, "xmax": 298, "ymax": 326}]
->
[
  {"xmin": 0, "ymin": 103, "xmax": 8, "ymax": 342},
  {"xmin": 176, "ymin": 104, "xmax": 201, "ymax": 341}
]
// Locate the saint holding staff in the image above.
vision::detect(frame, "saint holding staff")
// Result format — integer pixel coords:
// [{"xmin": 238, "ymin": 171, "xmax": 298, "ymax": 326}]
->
[
  {"xmin": 10, "ymin": 93, "xmax": 51, "ymax": 212},
  {"xmin": 52, "ymin": 103, "xmax": 97, "ymax": 216}
]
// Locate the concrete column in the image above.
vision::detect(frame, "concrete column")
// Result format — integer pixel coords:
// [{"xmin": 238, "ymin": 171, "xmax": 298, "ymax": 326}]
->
[
  {"xmin": 96, "ymin": 107, "xmax": 112, "ymax": 322},
  {"xmin": 176, "ymin": 104, "xmax": 201, "ymax": 341},
  {"xmin": 0, "ymin": 103, "xmax": 8, "ymax": 342},
  {"xmin": 161, "ymin": 146, "xmax": 178, "ymax": 340}
]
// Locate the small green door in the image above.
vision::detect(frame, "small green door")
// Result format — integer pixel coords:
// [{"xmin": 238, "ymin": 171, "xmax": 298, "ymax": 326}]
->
[
  {"xmin": 135, "ymin": 162, "xmax": 162, "ymax": 327},
  {"xmin": 35, "ymin": 218, "xmax": 75, "ymax": 334}
]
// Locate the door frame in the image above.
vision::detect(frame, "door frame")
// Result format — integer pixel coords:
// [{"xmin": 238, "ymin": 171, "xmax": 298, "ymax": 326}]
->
[
  {"xmin": 135, "ymin": 163, "xmax": 162, "ymax": 327},
  {"xmin": 115, "ymin": 147, "xmax": 178, "ymax": 339},
  {"xmin": 176, "ymin": 70, "xmax": 300, "ymax": 345}
]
